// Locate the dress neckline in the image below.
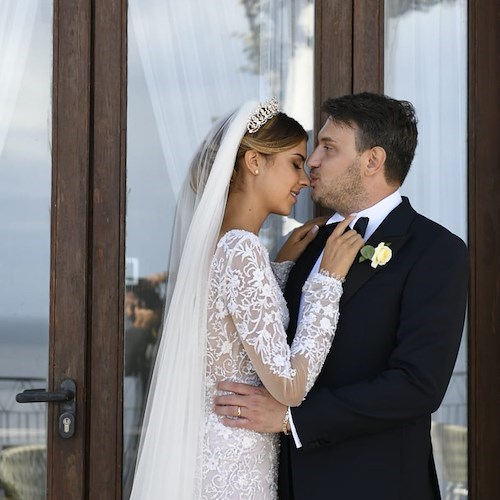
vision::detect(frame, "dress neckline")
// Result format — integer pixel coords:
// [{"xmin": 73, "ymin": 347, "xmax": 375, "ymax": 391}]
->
[{"xmin": 217, "ymin": 228, "xmax": 259, "ymax": 247}]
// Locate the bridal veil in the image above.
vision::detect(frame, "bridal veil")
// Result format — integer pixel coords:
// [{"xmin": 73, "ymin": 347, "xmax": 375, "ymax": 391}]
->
[{"xmin": 130, "ymin": 101, "xmax": 258, "ymax": 499}]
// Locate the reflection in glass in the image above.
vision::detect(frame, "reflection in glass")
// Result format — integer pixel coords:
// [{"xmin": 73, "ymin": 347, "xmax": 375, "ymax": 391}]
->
[
  {"xmin": 124, "ymin": 0, "xmax": 314, "ymax": 494},
  {"xmin": 384, "ymin": 1, "xmax": 467, "ymax": 497},
  {"xmin": 0, "ymin": 2, "xmax": 53, "ymax": 499}
]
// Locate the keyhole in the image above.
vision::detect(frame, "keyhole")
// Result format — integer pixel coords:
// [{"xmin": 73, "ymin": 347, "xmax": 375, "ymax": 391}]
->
[{"xmin": 63, "ymin": 417, "xmax": 71, "ymax": 433}]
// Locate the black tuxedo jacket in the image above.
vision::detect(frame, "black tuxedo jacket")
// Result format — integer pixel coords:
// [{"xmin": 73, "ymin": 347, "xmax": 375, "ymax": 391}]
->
[{"xmin": 278, "ymin": 197, "xmax": 468, "ymax": 500}]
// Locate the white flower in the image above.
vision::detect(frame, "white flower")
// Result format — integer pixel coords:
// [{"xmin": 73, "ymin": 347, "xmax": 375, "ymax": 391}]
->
[
  {"xmin": 359, "ymin": 241, "xmax": 393, "ymax": 268},
  {"xmin": 370, "ymin": 242, "xmax": 392, "ymax": 268}
]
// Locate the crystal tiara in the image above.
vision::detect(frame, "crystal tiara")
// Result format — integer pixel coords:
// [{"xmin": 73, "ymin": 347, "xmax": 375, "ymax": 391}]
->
[{"xmin": 246, "ymin": 97, "xmax": 280, "ymax": 134}]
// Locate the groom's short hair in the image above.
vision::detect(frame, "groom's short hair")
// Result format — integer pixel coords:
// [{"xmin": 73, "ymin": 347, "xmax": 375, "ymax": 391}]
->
[{"xmin": 322, "ymin": 92, "xmax": 418, "ymax": 185}]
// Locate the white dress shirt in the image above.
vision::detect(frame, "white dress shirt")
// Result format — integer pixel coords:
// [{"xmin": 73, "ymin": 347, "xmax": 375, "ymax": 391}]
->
[{"xmin": 289, "ymin": 190, "xmax": 403, "ymax": 447}]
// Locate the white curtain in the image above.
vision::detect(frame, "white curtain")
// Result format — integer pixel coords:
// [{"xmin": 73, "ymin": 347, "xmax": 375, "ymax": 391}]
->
[
  {"xmin": 0, "ymin": 1, "xmax": 38, "ymax": 156},
  {"xmin": 128, "ymin": 0, "xmax": 313, "ymax": 201},
  {"xmin": 384, "ymin": 1, "xmax": 468, "ymax": 496},
  {"xmin": 385, "ymin": 0, "xmax": 467, "ymax": 242}
]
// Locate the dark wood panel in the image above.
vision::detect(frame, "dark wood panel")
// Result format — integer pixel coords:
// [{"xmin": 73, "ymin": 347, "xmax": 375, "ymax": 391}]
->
[
  {"xmin": 352, "ymin": 0, "xmax": 384, "ymax": 93},
  {"xmin": 87, "ymin": 0, "xmax": 127, "ymax": 498},
  {"xmin": 314, "ymin": 0, "xmax": 353, "ymax": 217},
  {"xmin": 314, "ymin": 0, "xmax": 353, "ymax": 131},
  {"xmin": 49, "ymin": 1, "xmax": 91, "ymax": 498},
  {"xmin": 468, "ymin": 0, "xmax": 500, "ymax": 498}
]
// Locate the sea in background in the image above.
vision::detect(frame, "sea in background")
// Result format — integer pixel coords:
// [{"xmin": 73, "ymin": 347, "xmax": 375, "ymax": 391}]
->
[
  {"xmin": 0, "ymin": 317, "xmax": 48, "ymax": 449},
  {"xmin": 0, "ymin": 317, "xmax": 48, "ymax": 380}
]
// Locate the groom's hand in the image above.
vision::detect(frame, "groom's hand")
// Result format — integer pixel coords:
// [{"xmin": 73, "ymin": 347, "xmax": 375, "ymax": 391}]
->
[{"xmin": 214, "ymin": 381, "xmax": 286, "ymax": 433}]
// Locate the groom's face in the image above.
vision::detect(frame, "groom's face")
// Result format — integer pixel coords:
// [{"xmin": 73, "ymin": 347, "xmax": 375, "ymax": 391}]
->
[{"xmin": 307, "ymin": 118, "xmax": 368, "ymax": 216}]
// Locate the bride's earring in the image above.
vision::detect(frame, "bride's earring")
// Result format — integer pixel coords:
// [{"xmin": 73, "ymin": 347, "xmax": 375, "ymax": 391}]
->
[{"xmin": 254, "ymin": 169, "xmax": 259, "ymax": 175}]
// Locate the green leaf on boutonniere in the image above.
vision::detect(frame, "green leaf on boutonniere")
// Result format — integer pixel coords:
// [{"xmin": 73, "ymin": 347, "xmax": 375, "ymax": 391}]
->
[{"xmin": 359, "ymin": 245, "xmax": 375, "ymax": 263}]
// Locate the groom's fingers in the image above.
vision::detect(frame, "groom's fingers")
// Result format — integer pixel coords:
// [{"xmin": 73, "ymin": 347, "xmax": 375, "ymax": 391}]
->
[
  {"xmin": 214, "ymin": 381, "xmax": 285, "ymax": 433},
  {"xmin": 214, "ymin": 382, "xmax": 265, "ymax": 424},
  {"xmin": 213, "ymin": 393, "xmax": 246, "ymax": 410},
  {"xmin": 219, "ymin": 416, "xmax": 250, "ymax": 430}
]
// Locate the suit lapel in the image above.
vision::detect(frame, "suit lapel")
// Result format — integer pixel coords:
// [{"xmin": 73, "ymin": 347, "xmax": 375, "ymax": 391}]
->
[{"xmin": 340, "ymin": 197, "xmax": 416, "ymax": 306}]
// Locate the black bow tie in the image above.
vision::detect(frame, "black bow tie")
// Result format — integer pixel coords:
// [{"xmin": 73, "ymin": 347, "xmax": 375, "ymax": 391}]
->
[
  {"xmin": 353, "ymin": 216, "xmax": 369, "ymax": 238},
  {"xmin": 317, "ymin": 215, "xmax": 369, "ymax": 240}
]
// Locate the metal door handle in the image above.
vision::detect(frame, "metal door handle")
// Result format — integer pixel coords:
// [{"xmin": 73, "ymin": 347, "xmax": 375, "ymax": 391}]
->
[
  {"xmin": 16, "ymin": 378, "xmax": 77, "ymax": 438},
  {"xmin": 16, "ymin": 387, "xmax": 74, "ymax": 403}
]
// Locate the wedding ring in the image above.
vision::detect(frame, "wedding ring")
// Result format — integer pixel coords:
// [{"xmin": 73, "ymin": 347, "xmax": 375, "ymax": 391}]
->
[{"xmin": 237, "ymin": 406, "xmax": 242, "ymax": 418}]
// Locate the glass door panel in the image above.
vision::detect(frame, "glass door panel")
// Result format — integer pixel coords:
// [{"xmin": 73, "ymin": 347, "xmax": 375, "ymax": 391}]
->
[
  {"xmin": 0, "ymin": 1, "xmax": 53, "ymax": 498},
  {"xmin": 384, "ymin": 0, "xmax": 468, "ymax": 497},
  {"xmin": 124, "ymin": 0, "xmax": 315, "ymax": 495}
]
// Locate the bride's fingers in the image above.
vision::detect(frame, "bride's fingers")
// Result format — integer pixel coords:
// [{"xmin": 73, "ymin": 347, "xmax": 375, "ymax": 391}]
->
[
  {"xmin": 331, "ymin": 215, "xmax": 356, "ymax": 237},
  {"xmin": 340, "ymin": 229, "xmax": 365, "ymax": 245}
]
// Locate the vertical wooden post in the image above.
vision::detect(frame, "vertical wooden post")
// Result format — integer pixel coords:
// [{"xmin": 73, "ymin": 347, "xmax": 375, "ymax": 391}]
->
[
  {"xmin": 49, "ymin": 1, "xmax": 91, "ymax": 497},
  {"xmin": 468, "ymin": 0, "xmax": 500, "ymax": 497},
  {"xmin": 88, "ymin": 0, "xmax": 127, "ymax": 498}
]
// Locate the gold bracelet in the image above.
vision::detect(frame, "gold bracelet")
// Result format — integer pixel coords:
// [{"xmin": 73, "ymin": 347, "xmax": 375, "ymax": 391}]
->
[{"xmin": 282, "ymin": 409, "xmax": 291, "ymax": 435}]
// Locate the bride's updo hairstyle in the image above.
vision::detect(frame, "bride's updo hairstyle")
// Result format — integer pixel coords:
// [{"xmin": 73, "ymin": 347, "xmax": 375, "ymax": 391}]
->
[
  {"xmin": 236, "ymin": 112, "xmax": 308, "ymax": 161},
  {"xmin": 191, "ymin": 107, "xmax": 307, "ymax": 193}
]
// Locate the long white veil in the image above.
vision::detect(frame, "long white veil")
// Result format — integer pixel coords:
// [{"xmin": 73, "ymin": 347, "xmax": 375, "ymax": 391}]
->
[{"xmin": 130, "ymin": 101, "xmax": 258, "ymax": 499}]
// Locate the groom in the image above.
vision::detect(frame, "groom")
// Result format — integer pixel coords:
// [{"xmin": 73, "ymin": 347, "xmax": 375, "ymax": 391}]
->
[{"xmin": 214, "ymin": 92, "xmax": 468, "ymax": 499}]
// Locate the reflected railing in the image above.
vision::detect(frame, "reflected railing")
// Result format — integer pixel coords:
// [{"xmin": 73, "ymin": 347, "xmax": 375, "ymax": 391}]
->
[
  {"xmin": 432, "ymin": 371, "xmax": 468, "ymax": 498},
  {"xmin": 0, "ymin": 377, "xmax": 46, "ymax": 449}
]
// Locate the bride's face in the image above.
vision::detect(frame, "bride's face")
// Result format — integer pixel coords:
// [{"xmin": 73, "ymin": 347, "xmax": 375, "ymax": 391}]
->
[{"xmin": 259, "ymin": 139, "xmax": 309, "ymax": 216}]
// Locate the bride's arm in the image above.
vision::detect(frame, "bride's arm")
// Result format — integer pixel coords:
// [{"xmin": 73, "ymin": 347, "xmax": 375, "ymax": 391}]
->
[{"xmin": 224, "ymin": 235, "xmax": 342, "ymax": 407}]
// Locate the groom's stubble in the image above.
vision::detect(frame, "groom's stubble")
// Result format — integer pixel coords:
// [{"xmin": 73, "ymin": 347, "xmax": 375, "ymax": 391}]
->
[{"xmin": 311, "ymin": 154, "xmax": 368, "ymax": 216}]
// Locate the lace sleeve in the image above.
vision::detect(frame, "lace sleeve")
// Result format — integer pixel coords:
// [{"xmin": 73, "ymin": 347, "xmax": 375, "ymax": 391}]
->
[
  {"xmin": 224, "ymin": 234, "xmax": 342, "ymax": 406},
  {"xmin": 270, "ymin": 260, "xmax": 295, "ymax": 291}
]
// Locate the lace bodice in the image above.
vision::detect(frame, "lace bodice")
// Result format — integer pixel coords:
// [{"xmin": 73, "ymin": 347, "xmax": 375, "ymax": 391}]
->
[{"xmin": 201, "ymin": 230, "xmax": 343, "ymax": 499}]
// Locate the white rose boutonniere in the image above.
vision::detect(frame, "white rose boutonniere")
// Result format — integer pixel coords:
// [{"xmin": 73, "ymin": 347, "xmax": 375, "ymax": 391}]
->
[{"xmin": 359, "ymin": 242, "xmax": 392, "ymax": 268}]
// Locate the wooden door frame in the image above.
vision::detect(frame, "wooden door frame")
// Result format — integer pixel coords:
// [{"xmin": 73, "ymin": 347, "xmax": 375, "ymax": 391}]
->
[
  {"xmin": 49, "ymin": 1, "xmax": 91, "ymax": 497},
  {"xmin": 87, "ymin": 0, "xmax": 127, "ymax": 498},
  {"xmin": 314, "ymin": 0, "xmax": 383, "ymax": 133},
  {"xmin": 50, "ymin": 0, "xmax": 127, "ymax": 498},
  {"xmin": 468, "ymin": 0, "xmax": 500, "ymax": 497},
  {"xmin": 313, "ymin": 0, "xmax": 383, "ymax": 218}
]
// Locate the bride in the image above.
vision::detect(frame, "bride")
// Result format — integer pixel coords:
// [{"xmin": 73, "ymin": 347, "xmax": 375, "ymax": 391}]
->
[{"xmin": 130, "ymin": 99, "xmax": 364, "ymax": 499}]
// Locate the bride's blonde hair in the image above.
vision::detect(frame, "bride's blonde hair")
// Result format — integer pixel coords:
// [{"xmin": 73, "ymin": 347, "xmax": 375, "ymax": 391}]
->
[{"xmin": 237, "ymin": 112, "xmax": 307, "ymax": 159}]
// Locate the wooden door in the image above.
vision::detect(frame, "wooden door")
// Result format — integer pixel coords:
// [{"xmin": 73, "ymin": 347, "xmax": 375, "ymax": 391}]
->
[{"xmin": 0, "ymin": 1, "xmax": 126, "ymax": 498}]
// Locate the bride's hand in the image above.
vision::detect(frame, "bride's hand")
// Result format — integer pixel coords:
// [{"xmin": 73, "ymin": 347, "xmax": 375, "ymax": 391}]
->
[
  {"xmin": 320, "ymin": 216, "xmax": 365, "ymax": 279},
  {"xmin": 275, "ymin": 215, "xmax": 330, "ymax": 263}
]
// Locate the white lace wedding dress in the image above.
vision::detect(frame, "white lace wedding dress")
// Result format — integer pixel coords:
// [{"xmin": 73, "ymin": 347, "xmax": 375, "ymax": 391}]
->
[{"xmin": 201, "ymin": 229, "xmax": 343, "ymax": 499}]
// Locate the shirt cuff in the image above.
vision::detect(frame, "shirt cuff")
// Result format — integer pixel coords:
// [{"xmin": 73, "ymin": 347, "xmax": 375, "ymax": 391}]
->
[{"xmin": 289, "ymin": 408, "xmax": 302, "ymax": 448}]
